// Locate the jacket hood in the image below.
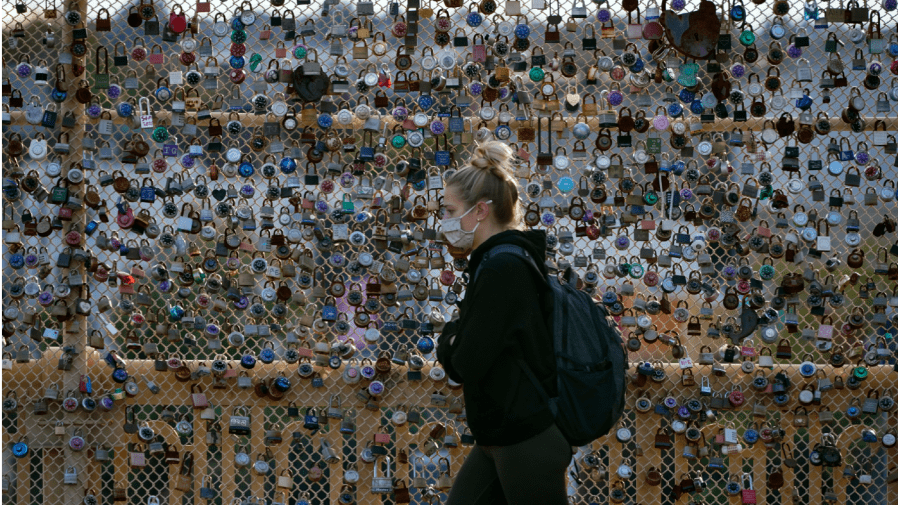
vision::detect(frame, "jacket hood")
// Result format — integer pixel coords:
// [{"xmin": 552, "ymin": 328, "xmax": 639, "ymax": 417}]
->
[{"xmin": 465, "ymin": 229, "xmax": 550, "ymax": 288}]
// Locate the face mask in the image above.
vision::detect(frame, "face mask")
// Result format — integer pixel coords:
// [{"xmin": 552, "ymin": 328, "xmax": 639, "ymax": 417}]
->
[{"xmin": 440, "ymin": 200, "xmax": 492, "ymax": 251}]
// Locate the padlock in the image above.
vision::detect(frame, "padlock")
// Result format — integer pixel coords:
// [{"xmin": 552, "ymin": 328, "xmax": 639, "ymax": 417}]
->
[{"xmin": 228, "ymin": 406, "xmax": 250, "ymax": 435}]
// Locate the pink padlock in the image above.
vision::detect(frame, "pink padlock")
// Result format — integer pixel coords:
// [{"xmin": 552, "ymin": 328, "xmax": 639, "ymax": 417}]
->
[{"xmin": 117, "ymin": 208, "xmax": 134, "ymax": 228}]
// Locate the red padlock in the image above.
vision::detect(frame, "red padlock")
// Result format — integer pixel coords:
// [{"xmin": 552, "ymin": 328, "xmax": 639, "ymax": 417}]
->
[
  {"xmin": 179, "ymin": 51, "xmax": 196, "ymax": 65},
  {"xmin": 169, "ymin": 5, "xmax": 188, "ymax": 33},
  {"xmin": 228, "ymin": 68, "xmax": 246, "ymax": 84},
  {"xmin": 152, "ymin": 157, "xmax": 167, "ymax": 173},
  {"xmin": 728, "ymin": 385, "xmax": 746, "ymax": 407},
  {"xmin": 643, "ymin": 270, "xmax": 660, "ymax": 286},
  {"xmin": 735, "ymin": 279, "xmax": 752, "ymax": 294},
  {"xmin": 890, "ymin": 60, "xmax": 898, "ymax": 75},
  {"xmin": 439, "ymin": 270, "xmax": 455, "ymax": 286},
  {"xmin": 131, "ymin": 44, "xmax": 147, "ymax": 61},
  {"xmin": 131, "ymin": 312, "xmax": 146, "ymax": 325},
  {"xmin": 741, "ymin": 474, "xmax": 756, "ymax": 504},
  {"xmin": 58, "ymin": 206, "xmax": 74, "ymax": 221},
  {"xmin": 79, "ymin": 374, "xmax": 91, "ymax": 393},
  {"xmin": 117, "ymin": 208, "xmax": 135, "ymax": 228},
  {"xmin": 65, "ymin": 229, "xmax": 82, "ymax": 246},
  {"xmin": 230, "ymin": 43, "xmax": 246, "ymax": 57},
  {"xmin": 586, "ymin": 224, "xmax": 601, "ymax": 240}
]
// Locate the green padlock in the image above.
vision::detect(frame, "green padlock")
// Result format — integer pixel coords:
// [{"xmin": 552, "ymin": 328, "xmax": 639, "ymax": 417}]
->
[
  {"xmin": 50, "ymin": 180, "xmax": 69, "ymax": 204},
  {"xmin": 391, "ymin": 133, "xmax": 406, "ymax": 149},
  {"xmin": 342, "ymin": 194, "xmax": 355, "ymax": 212},
  {"xmin": 529, "ymin": 66, "xmax": 545, "ymax": 82},
  {"xmin": 644, "ymin": 190, "xmax": 659, "ymax": 205},
  {"xmin": 739, "ymin": 27, "xmax": 756, "ymax": 47},
  {"xmin": 852, "ymin": 365, "xmax": 868, "ymax": 381},
  {"xmin": 151, "ymin": 126, "xmax": 170, "ymax": 143}
]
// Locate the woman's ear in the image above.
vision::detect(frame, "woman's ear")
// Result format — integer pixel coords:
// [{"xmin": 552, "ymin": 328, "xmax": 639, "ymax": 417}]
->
[{"xmin": 476, "ymin": 200, "xmax": 490, "ymax": 221}]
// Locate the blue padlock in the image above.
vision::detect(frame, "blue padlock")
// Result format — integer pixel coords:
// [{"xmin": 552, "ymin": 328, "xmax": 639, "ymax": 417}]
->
[
  {"xmin": 238, "ymin": 160, "xmax": 254, "ymax": 177},
  {"xmin": 169, "ymin": 305, "xmax": 185, "ymax": 321},
  {"xmin": 667, "ymin": 103, "xmax": 684, "ymax": 118},
  {"xmin": 117, "ymin": 101, "xmax": 133, "ymax": 117},
  {"xmin": 240, "ymin": 353, "xmax": 256, "ymax": 369},
  {"xmin": 154, "ymin": 85, "xmax": 172, "ymax": 102},
  {"xmin": 51, "ymin": 88, "xmax": 68, "ymax": 103},
  {"xmin": 416, "ymin": 336, "xmax": 435, "ymax": 354},
  {"xmin": 689, "ymin": 99, "xmax": 704, "ymax": 115},
  {"xmin": 259, "ymin": 346, "xmax": 276, "ymax": 364},
  {"xmin": 9, "ymin": 252, "xmax": 24, "ymax": 269},
  {"xmin": 111, "ymin": 367, "xmax": 129, "ymax": 383},
  {"xmin": 273, "ymin": 376, "xmax": 291, "ymax": 393},
  {"xmin": 279, "ymin": 156, "xmax": 297, "ymax": 174},
  {"xmin": 229, "ymin": 55, "xmax": 245, "ymax": 69},
  {"xmin": 317, "ymin": 113, "xmax": 333, "ymax": 128},
  {"xmin": 12, "ymin": 438, "xmax": 29, "ymax": 458},
  {"xmin": 417, "ymin": 94, "xmax": 434, "ymax": 110}
]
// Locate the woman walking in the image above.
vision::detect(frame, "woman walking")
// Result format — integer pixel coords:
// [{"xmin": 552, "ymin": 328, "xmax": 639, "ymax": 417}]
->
[{"xmin": 436, "ymin": 141, "xmax": 573, "ymax": 505}]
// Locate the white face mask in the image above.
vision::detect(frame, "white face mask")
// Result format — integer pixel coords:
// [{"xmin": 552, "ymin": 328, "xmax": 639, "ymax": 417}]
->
[{"xmin": 440, "ymin": 200, "xmax": 492, "ymax": 250}]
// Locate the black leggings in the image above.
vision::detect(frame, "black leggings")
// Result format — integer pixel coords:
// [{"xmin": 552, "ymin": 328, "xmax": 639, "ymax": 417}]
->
[{"xmin": 446, "ymin": 423, "xmax": 573, "ymax": 505}]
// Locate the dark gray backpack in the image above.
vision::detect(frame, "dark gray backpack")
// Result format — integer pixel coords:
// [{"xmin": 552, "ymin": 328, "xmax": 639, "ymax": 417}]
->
[{"xmin": 473, "ymin": 244, "xmax": 628, "ymax": 446}]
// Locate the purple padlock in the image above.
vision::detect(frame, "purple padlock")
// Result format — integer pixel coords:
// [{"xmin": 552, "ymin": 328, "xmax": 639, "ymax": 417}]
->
[
  {"xmin": 86, "ymin": 104, "xmax": 103, "ymax": 118},
  {"xmin": 340, "ymin": 172, "xmax": 355, "ymax": 188},
  {"xmin": 38, "ymin": 291, "xmax": 54, "ymax": 306},
  {"xmin": 368, "ymin": 380, "xmax": 385, "ymax": 396},
  {"xmin": 677, "ymin": 406, "xmax": 691, "ymax": 419},
  {"xmin": 615, "ymin": 235, "xmax": 630, "ymax": 249},
  {"xmin": 541, "ymin": 212, "xmax": 556, "ymax": 226},
  {"xmin": 330, "ymin": 253, "xmax": 345, "ymax": 267},
  {"xmin": 24, "ymin": 253, "xmax": 38, "ymax": 267},
  {"xmin": 162, "ymin": 143, "xmax": 178, "ymax": 156},
  {"xmin": 181, "ymin": 154, "xmax": 195, "ymax": 168},
  {"xmin": 360, "ymin": 364, "xmax": 376, "ymax": 380},
  {"xmin": 722, "ymin": 265, "xmax": 738, "ymax": 280},
  {"xmin": 430, "ymin": 120, "xmax": 445, "ymax": 135},
  {"xmin": 315, "ymin": 200, "xmax": 329, "ymax": 213},
  {"xmin": 664, "ymin": 397, "xmax": 678, "ymax": 409},
  {"xmin": 234, "ymin": 296, "xmax": 249, "ymax": 309},
  {"xmin": 158, "ymin": 279, "xmax": 173, "ymax": 293},
  {"xmin": 99, "ymin": 395, "xmax": 115, "ymax": 410},
  {"xmin": 239, "ymin": 184, "xmax": 255, "ymax": 198},
  {"xmin": 69, "ymin": 433, "xmax": 85, "ymax": 451}
]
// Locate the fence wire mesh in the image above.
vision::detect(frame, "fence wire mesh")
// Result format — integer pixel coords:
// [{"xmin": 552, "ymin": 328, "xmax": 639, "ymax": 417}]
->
[{"xmin": 2, "ymin": 0, "xmax": 897, "ymax": 504}]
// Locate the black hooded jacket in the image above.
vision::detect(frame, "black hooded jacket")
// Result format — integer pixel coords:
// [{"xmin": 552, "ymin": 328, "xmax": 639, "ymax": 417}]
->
[{"xmin": 436, "ymin": 229, "xmax": 558, "ymax": 446}]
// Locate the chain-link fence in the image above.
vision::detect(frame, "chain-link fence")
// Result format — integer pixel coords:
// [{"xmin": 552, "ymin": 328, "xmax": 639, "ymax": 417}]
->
[{"xmin": 2, "ymin": 0, "xmax": 897, "ymax": 504}]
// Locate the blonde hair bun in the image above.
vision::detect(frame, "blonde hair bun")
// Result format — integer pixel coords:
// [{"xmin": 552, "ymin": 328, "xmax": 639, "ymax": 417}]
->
[{"xmin": 470, "ymin": 141, "xmax": 514, "ymax": 178}]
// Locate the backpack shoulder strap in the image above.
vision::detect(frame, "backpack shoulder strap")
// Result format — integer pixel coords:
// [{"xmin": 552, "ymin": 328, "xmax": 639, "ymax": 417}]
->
[{"xmin": 473, "ymin": 245, "xmax": 558, "ymax": 403}]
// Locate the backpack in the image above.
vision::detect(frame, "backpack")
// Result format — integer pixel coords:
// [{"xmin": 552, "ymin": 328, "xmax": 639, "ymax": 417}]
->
[{"xmin": 472, "ymin": 244, "xmax": 628, "ymax": 447}]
